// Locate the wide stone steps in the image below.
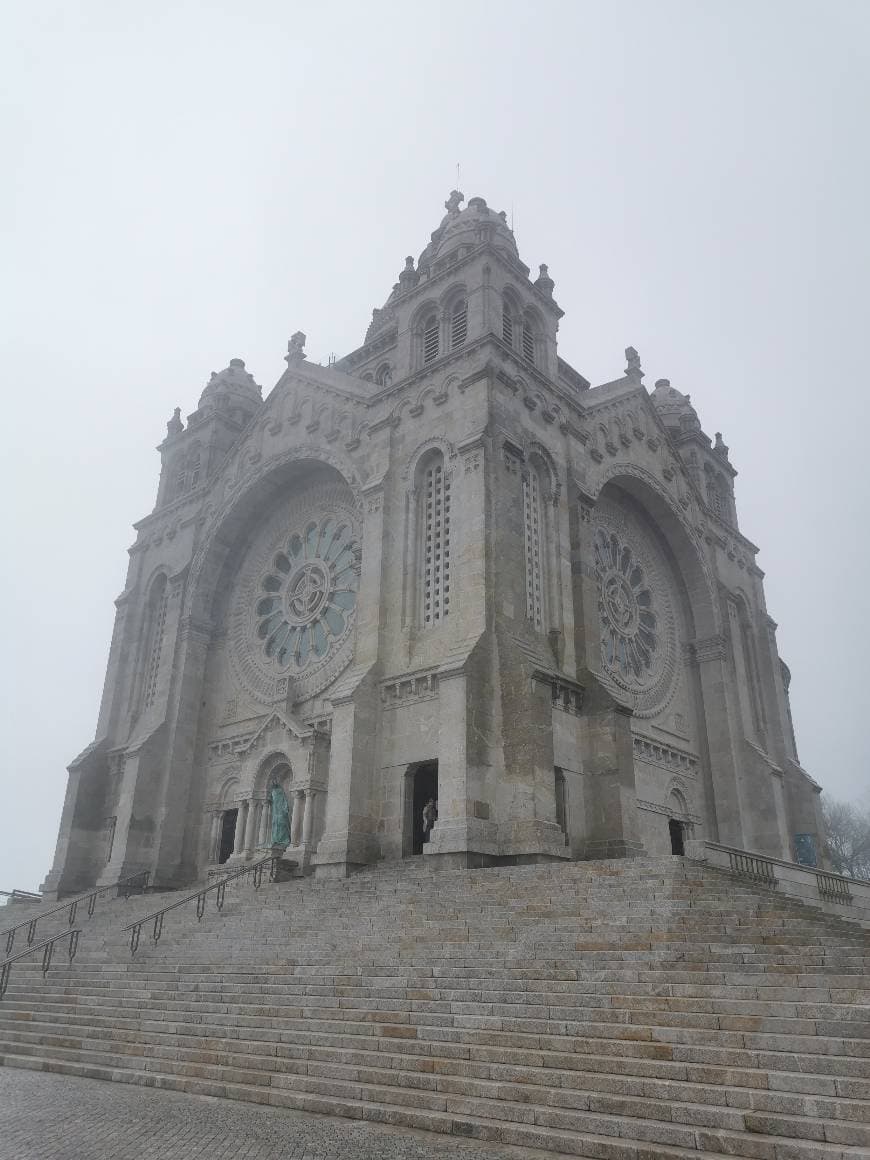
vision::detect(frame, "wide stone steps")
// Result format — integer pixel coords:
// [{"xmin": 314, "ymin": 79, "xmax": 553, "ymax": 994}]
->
[
  {"xmin": 4, "ymin": 983, "xmax": 870, "ymax": 1047},
  {"xmin": 3, "ymin": 1020, "xmax": 870, "ymax": 1121},
  {"xmin": 4, "ymin": 857, "xmax": 870, "ymax": 1158},
  {"xmin": 1, "ymin": 1050, "xmax": 868, "ymax": 1160}
]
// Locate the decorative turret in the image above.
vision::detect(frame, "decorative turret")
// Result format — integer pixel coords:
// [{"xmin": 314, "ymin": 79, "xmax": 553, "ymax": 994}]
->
[
  {"xmin": 650, "ymin": 378, "xmax": 700, "ymax": 433},
  {"xmin": 165, "ymin": 407, "xmax": 183, "ymax": 439},
  {"xmin": 534, "ymin": 263, "xmax": 555, "ymax": 298},
  {"xmin": 197, "ymin": 358, "xmax": 262, "ymax": 412},
  {"xmin": 417, "ymin": 191, "xmax": 519, "ymax": 273}
]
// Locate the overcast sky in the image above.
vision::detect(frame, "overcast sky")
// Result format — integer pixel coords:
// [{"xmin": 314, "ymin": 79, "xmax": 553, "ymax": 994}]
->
[{"xmin": 2, "ymin": 1, "xmax": 868, "ymax": 892}]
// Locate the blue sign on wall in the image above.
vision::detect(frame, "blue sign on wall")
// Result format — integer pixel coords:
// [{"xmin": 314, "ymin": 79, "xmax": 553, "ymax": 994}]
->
[{"xmin": 794, "ymin": 832, "xmax": 818, "ymax": 867}]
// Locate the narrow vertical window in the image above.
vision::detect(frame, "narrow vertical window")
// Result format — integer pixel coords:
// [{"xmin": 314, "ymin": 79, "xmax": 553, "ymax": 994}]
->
[
  {"xmin": 523, "ymin": 468, "xmax": 544, "ymax": 630},
  {"xmin": 143, "ymin": 575, "xmax": 169, "ymax": 709},
  {"xmin": 423, "ymin": 314, "xmax": 439, "ymax": 364},
  {"xmin": 188, "ymin": 450, "xmax": 201, "ymax": 489},
  {"xmin": 502, "ymin": 306, "xmax": 513, "ymax": 346},
  {"xmin": 421, "ymin": 457, "xmax": 450, "ymax": 624},
  {"xmin": 554, "ymin": 769, "xmax": 567, "ymax": 836},
  {"xmin": 522, "ymin": 319, "xmax": 535, "ymax": 364},
  {"xmin": 450, "ymin": 299, "xmax": 467, "ymax": 349}
]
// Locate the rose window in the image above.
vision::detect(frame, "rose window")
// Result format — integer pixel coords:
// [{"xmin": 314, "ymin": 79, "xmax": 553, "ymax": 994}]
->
[
  {"xmin": 254, "ymin": 519, "xmax": 358, "ymax": 671},
  {"xmin": 594, "ymin": 527, "xmax": 659, "ymax": 684}
]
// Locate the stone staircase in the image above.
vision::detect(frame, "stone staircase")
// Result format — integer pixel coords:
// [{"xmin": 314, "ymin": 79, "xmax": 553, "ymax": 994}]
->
[{"xmin": 1, "ymin": 857, "xmax": 869, "ymax": 1159}]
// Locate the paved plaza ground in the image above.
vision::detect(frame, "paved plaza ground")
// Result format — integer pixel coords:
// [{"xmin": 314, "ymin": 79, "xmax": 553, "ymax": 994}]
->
[{"xmin": 0, "ymin": 1069, "xmax": 549, "ymax": 1160}]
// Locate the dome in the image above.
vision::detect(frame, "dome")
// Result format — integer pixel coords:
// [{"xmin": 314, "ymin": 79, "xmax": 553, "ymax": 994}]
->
[
  {"xmin": 198, "ymin": 358, "xmax": 262, "ymax": 411},
  {"xmin": 650, "ymin": 378, "xmax": 700, "ymax": 431},
  {"xmin": 418, "ymin": 191, "xmax": 519, "ymax": 271}
]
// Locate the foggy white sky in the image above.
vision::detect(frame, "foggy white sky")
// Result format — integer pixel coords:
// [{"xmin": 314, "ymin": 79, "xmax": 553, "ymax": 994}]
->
[{"xmin": 2, "ymin": 1, "xmax": 868, "ymax": 892}]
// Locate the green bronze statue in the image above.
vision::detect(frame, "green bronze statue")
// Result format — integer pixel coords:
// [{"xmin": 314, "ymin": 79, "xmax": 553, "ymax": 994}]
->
[{"xmin": 270, "ymin": 782, "xmax": 291, "ymax": 847}]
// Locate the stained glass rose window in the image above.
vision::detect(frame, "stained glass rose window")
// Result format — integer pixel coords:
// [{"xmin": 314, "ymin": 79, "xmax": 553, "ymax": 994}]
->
[
  {"xmin": 594, "ymin": 527, "xmax": 659, "ymax": 684},
  {"xmin": 254, "ymin": 519, "xmax": 358, "ymax": 671}
]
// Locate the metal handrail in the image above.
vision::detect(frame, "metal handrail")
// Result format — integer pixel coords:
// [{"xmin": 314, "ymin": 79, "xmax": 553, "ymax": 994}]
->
[
  {"xmin": 1, "ymin": 870, "xmax": 149, "ymax": 956},
  {"xmin": 0, "ymin": 929, "xmax": 81, "ymax": 1000},
  {"xmin": 122, "ymin": 856, "xmax": 280, "ymax": 955}
]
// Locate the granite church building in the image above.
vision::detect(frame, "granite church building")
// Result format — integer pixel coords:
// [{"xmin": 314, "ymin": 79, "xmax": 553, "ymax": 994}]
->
[{"xmin": 42, "ymin": 192, "xmax": 825, "ymax": 897}]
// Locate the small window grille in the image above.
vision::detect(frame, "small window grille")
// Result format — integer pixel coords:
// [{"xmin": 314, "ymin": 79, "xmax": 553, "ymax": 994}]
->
[
  {"xmin": 423, "ymin": 316, "xmax": 439, "ymax": 364},
  {"xmin": 523, "ymin": 469, "xmax": 544, "ymax": 630},
  {"xmin": 522, "ymin": 325, "xmax": 535, "ymax": 364},
  {"xmin": 143, "ymin": 581, "xmax": 169, "ymax": 709},
  {"xmin": 451, "ymin": 301, "xmax": 467, "ymax": 349},
  {"xmin": 376, "ymin": 364, "xmax": 392, "ymax": 387},
  {"xmin": 502, "ymin": 308, "xmax": 513, "ymax": 346},
  {"xmin": 188, "ymin": 451, "xmax": 200, "ymax": 490},
  {"xmin": 422, "ymin": 460, "xmax": 451, "ymax": 624}
]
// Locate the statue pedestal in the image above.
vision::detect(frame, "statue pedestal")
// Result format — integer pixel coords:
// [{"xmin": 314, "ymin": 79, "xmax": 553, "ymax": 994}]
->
[{"xmin": 259, "ymin": 845, "xmax": 299, "ymax": 881}]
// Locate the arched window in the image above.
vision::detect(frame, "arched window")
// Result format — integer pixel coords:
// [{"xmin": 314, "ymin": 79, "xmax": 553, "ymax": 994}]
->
[
  {"xmin": 522, "ymin": 310, "xmax": 537, "ymax": 365},
  {"xmin": 422, "ymin": 313, "xmax": 440, "ymax": 364},
  {"xmin": 450, "ymin": 298, "xmax": 468, "ymax": 350},
  {"xmin": 173, "ymin": 445, "xmax": 201, "ymax": 499},
  {"xmin": 375, "ymin": 363, "xmax": 392, "ymax": 387},
  {"xmin": 418, "ymin": 452, "xmax": 451, "ymax": 625},
  {"xmin": 523, "ymin": 465, "xmax": 545, "ymax": 630},
  {"xmin": 142, "ymin": 574, "xmax": 168, "ymax": 710}
]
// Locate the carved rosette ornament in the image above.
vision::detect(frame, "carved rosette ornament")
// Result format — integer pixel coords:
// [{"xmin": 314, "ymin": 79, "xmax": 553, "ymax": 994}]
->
[
  {"xmin": 255, "ymin": 520, "xmax": 357, "ymax": 671},
  {"xmin": 592, "ymin": 504, "xmax": 679, "ymax": 717},
  {"xmin": 228, "ymin": 482, "xmax": 360, "ymax": 704}
]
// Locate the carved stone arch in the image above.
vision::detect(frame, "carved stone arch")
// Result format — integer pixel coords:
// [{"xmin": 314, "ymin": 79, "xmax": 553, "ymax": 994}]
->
[
  {"xmin": 593, "ymin": 464, "xmax": 720, "ymax": 669},
  {"xmin": 410, "ymin": 297, "xmax": 440, "ymax": 331},
  {"xmin": 438, "ymin": 280, "xmax": 468, "ymax": 311},
  {"xmin": 667, "ymin": 782, "xmax": 691, "ymax": 819},
  {"xmin": 402, "ymin": 435, "xmax": 457, "ymax": 483},
  {"xmin": 185, "ymin": 447, "xmax": 363, "ymax": 625},
  {"xmin": 254, "ymin": 750, "xmax": 294, "ymax": 794},
  {"xmin": 219, "ymin": 774, "xmax": 240, "ymax": 806},
  {"xmin": 526, "ymin": 440, "xmax": 561, "ymax": 502}
]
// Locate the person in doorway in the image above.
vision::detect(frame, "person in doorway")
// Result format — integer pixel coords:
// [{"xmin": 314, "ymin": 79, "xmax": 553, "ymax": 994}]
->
[{"xmin": 422, "ymin": 798, "xmax": 437, "ymax": 843}]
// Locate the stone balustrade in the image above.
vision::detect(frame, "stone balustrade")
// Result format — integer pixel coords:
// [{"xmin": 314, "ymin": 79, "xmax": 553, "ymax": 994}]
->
[{"xmin": 685, "ymin": 838, "xmax": 870, "ymax": 927}]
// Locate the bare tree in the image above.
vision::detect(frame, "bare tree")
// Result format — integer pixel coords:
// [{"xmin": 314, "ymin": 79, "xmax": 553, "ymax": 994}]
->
[{"xmin": 822, "ymin": 796, "xmax": 870, "ymax": 880}]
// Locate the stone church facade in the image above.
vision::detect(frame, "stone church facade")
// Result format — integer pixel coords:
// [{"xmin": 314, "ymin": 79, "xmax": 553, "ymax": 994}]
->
[{"xmin": 42, "ymin": 192, "xmax": 825, "ymax": 896}]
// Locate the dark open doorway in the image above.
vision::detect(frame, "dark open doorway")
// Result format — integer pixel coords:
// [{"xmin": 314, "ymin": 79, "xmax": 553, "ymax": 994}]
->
[
  {"xmin": 669, "ymin": 818, "xmax": 685, "ymax": 856},
  {"xmin": 218, "ymin": 808, "xmax": 238, "ymax": 864},
  {"xmin": 406, "ymin": 761, "xmax": 438, "ymax": 855}
]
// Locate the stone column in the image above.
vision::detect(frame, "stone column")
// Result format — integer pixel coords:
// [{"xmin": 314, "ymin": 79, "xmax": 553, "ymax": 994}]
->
[
  {"xmin": 290, "ymin": 789, "xmax": 305, "ymax": 847},
  {"xmin": 302, "ymin": 790, "xmax": 317, "ymax": 846},
  {"xmin": 208, "ymin": 812, "xmax": 221, "ymax": 863},
  {"xmin": 233, "ymin": 801, "xmax": 248, "ymax": 859},
  {"xmin": 257, "ymin": 800, "xmax": 271, "ymax": 847},
  {"xmin": 244, "ymin": 800, "xmax": 259, "ymax": 856}
]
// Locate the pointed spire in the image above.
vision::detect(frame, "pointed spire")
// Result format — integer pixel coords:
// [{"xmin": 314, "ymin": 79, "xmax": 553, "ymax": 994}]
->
[
  {"xmin": 397, "ymin": 255, "xmax": 418, "ymax": 293},
  {"xmin": 714, "ymin": 431, "xmax": 730, "ymax": 460},
  {"xmin": 535, "ymin": 263, "xmax": 555, "ymax": 298}
]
